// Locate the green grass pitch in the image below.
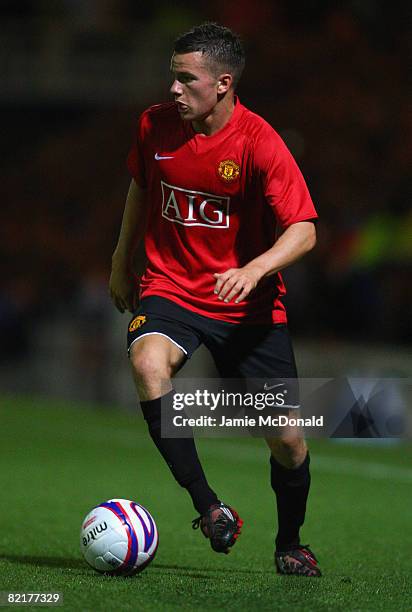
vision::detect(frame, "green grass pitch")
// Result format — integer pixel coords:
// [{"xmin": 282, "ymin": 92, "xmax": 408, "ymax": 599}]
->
[{"xmin": 0, "ymin": 395, "xmax": 411, "ymax": 611}]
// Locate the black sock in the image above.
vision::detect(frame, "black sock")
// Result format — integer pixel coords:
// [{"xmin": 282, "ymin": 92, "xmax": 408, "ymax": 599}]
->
[
  {"xmin": 140, "ymin": 390, "xmax": 219, "ymax": 515},
  {"xmin": 270, "ymin": 452, "xmax": 311, "ymax": 551}
]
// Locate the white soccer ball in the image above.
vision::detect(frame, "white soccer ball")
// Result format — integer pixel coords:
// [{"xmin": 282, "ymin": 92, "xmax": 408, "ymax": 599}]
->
[{"xmin": 80, "ymin": 498, "xmax": 159, "ymax": 576}]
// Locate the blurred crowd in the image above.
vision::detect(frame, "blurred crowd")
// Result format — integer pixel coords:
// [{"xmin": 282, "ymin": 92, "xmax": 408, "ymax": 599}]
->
[{"xmin": 1, "ymin": 0, "xmax": 411, "ymax": 364}]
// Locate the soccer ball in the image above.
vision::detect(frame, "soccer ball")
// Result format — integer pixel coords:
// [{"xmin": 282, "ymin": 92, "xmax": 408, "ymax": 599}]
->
[{"xmin": 80, "ymin": 498, "xmax": 159, "ymax": 576}]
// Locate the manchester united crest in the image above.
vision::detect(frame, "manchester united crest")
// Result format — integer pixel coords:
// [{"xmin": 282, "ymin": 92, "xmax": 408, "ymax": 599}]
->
[
  {"xmin": 218, "ymin": 159, "xmax": 240, "ymax": 182},
  {"xmin": 129, "ymin": 315, "xmax": 147, "ymax": 332}
]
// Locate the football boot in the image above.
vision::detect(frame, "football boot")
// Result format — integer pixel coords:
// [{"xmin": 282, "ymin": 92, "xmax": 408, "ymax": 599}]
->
[
  {"xmin": 275, "ymin": 544, "xmax": 321, "ymax": 577},
  {"xmin": 192, "ymin": 502, "xmax": 243, "ymax": 554}
]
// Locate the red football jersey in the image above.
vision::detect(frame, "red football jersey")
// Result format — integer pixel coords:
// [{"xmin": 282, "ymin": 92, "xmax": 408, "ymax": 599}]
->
[{"xmin": 127, "ymin": 98, "xmax": 317, "ymax": 324}]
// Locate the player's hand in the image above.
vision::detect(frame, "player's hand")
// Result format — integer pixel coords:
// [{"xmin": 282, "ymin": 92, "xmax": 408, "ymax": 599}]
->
[
  {"xmin": 109, "ymin": 261, "xmax": 138, "ymax": 313},
  {"xmin": 213, "ymin": 265, "xmax": 264, "ymax": 304}
]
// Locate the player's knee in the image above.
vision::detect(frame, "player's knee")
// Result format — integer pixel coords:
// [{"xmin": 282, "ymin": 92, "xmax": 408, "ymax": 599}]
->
[
  {"xmin": 281, "ymin": 435, "xmax": 306, "ymax": 451},
  {"xmin": 130, "ymin": 345, "xmax": 171, "ymax": 385},
  {"xmin": 268, "ymin": 436, "xmax": 307, "ymax": 468}
]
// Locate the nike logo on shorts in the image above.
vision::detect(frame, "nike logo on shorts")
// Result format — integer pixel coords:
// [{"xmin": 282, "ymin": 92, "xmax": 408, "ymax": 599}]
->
[
  {"xmin": 155, "ymin": 153, "xmax": 174, "ymax": 160},
  {"xmin": 263, "ymin": 382, "xmax": 285, "ymax": 391}
]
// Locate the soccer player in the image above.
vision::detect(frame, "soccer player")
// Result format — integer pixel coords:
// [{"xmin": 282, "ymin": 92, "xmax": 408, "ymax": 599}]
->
[{"xmin": 109, "ymin": 23, "xmax": 321, "ymax": 577}]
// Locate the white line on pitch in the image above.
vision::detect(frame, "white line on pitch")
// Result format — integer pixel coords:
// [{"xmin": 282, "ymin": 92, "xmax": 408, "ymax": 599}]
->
[
  {"xmin": 198, "ymin": 441, "xmax": 412, "ymax": 484},
  {"xmin": 58, "ymin": 423, "xmax": 412, "ymax": 484}
]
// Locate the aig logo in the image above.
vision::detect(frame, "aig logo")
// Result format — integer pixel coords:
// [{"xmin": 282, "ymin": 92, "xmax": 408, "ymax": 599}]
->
[{"xmin": 161, "ymin": 181, "xmax": 230, "ymax": 228}]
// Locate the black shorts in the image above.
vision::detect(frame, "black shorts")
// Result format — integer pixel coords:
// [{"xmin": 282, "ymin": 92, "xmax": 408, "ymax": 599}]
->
[{"xmin": 127, "ymin": 296, "xmax": 299, "ymax": 407}]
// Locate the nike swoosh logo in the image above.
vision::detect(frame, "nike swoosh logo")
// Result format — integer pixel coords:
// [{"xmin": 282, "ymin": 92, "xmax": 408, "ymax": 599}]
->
[
  {"xmin": 263, "ymin": 382, "xmax": 285, "ymax": 391},
  {"xmin": 155, "ymin": 153, "xmax": 174, "ymax": 160}
]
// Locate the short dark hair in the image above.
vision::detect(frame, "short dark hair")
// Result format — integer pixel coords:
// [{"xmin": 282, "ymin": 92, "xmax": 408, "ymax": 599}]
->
[{"xmin": 174, "ymin": 22, "xmax": 245, "ymax": 88}]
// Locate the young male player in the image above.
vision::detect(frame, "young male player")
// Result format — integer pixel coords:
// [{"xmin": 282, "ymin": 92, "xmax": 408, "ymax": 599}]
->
[{"xmin": 109, "ymin": 23, "xmax": 321, "ymax": 576}]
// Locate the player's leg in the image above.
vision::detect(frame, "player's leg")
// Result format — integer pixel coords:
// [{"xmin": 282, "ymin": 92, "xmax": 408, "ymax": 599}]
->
[
  {"xmin": 127, "ymin": 300, "xmax": 219, "ymax": 518},
  {"xmin": 129, "ymin": 300, "xmax": 244, "ymax": 554},
  {"xmin": 265, "ymin": 429, "xmax": 319, "ymax": 576},
  {"xmin": 206, "ymin": 322, "xmax": 320, "ymax": 575}
]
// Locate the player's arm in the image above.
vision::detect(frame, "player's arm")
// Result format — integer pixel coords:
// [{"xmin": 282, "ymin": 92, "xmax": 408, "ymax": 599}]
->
[
  {"xmin": 109, "ymin": 179, "xmax": 147, "ymax": 313},
  {"xmin": 214, "ymin": 221, "xmax": 316, "ymax": 303}
]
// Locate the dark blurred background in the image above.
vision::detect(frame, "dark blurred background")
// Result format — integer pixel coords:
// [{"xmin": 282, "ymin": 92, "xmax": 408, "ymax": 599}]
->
[{"xmin": 1, "ymin": 0, "xmax": 411, "ymax": 406}]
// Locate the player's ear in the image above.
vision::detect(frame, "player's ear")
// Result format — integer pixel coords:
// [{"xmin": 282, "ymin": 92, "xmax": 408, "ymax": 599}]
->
[{"xmin": 217, "ymin": 73, "xmax": 232, "ymax": 94}]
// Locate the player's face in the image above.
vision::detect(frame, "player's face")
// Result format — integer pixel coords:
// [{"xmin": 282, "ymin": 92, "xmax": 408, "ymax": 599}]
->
[{"xmin": 170, "ymin": 52, "xmax": 221, "ymax": 122}]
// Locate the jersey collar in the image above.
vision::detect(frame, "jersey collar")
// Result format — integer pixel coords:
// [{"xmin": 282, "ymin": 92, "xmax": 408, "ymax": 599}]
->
[{"xmin": 185, "ymin": 96, "xmax": 244, "ymax": 141}]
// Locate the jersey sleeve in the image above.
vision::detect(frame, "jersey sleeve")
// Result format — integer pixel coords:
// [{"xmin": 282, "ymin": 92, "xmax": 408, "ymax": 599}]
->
[
  {"xmin": 254, "ymin": 127, "xmax": 318, "ymax": 228},
  {"xmin": 126, "ymin": 110, "xmax": 151, "ymax": 188}
]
